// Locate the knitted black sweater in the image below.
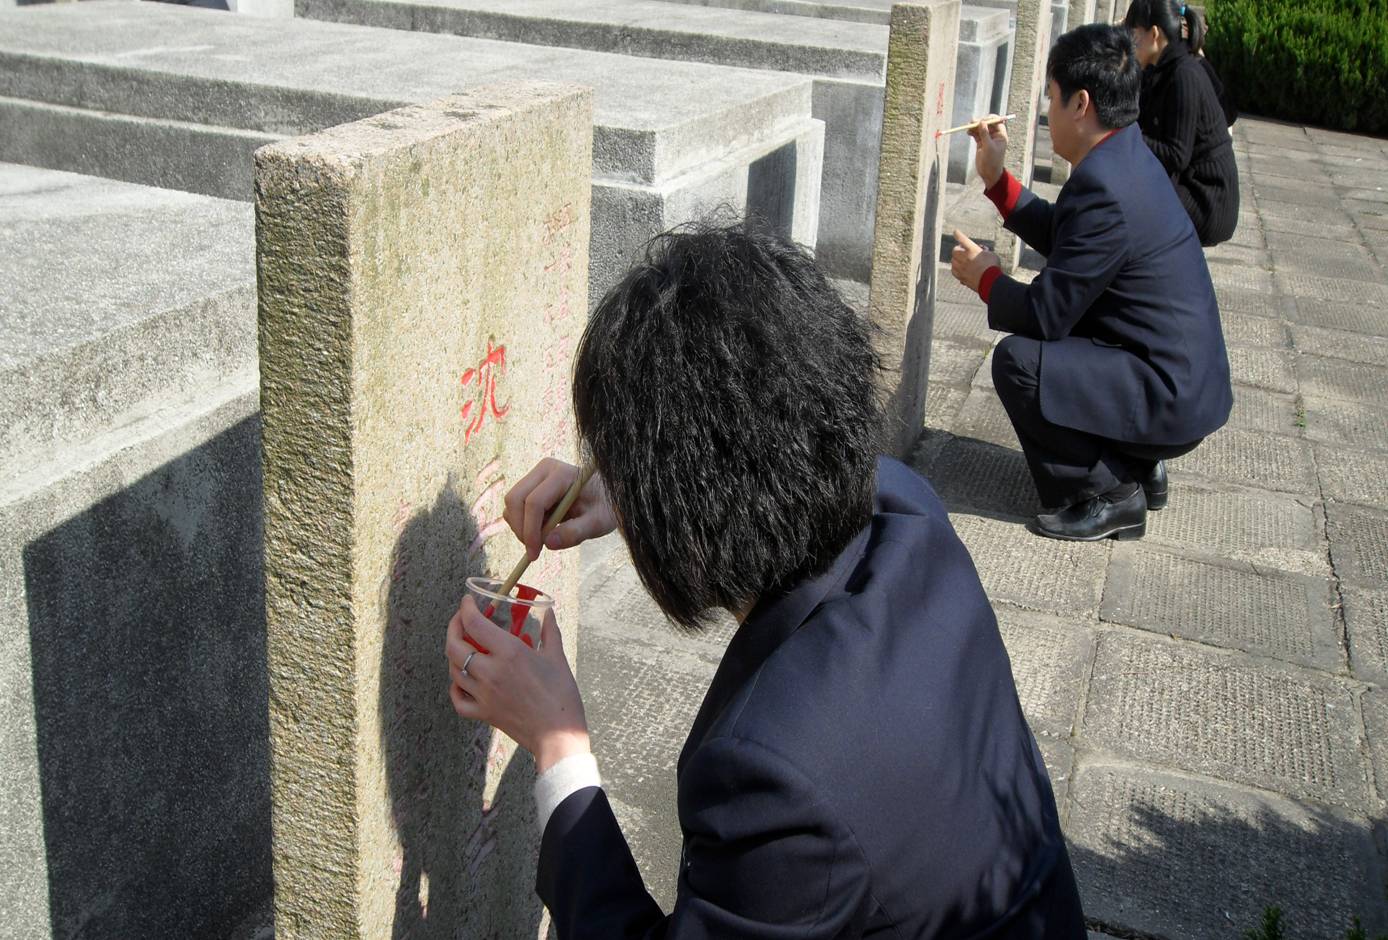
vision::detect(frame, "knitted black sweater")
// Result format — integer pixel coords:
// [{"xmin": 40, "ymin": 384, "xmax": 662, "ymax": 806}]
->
[{"xmin": 1138, "ymin": 41, "xmax": 1240, "ymax": 246}]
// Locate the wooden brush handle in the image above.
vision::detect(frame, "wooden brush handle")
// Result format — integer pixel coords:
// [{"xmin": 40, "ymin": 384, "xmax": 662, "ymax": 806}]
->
[{"xmin": 494, "ymin": 460, "xmax": 596, "ymax": 601}]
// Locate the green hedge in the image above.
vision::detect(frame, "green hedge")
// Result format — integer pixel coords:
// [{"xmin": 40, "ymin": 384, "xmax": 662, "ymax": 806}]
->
[{"xmin": 1203, "ymin": 0, "xmax": 1388, "ymax": 134}]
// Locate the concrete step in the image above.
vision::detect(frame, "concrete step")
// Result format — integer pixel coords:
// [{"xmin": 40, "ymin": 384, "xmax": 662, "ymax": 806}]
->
[
  {"xmin": 0, "ymin": 0, "xmax": 823, "ymax": 300},
  {"xmin": 0, "ymin": 162, "xmax": 255, "ymax": 481}
]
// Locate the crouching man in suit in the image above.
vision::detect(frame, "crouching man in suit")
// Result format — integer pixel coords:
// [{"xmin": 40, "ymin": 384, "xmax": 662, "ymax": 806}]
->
[
  {"xmin": 951, "ymin": 24, "xmax": 1232, "ymax": 541},
  {"xmin": 444, "ymin": 222, "xmax": 1087, "ymax": 937}
]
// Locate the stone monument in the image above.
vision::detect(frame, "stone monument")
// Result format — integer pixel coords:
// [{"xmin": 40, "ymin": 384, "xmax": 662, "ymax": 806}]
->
[
  {"xmin": 867, "ymin": 0, "xmax": 959, "ymax": 455},
  {"xmin": 256, "ymin": 83, "xmax": 591, "ymax": 939},
  {"xmin": 993, "ymin": 0, "xmax": 1053, "ymax": 271}
]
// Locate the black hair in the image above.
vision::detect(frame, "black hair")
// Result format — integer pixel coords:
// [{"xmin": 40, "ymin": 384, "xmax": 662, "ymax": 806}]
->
[
  {"xmin": 1123, "ymin": 0, "xmax": 1207, "ymax": 55},
  {"xmin": 1046, "ymin": 23, "xmax": 1141, "ymax": 129},
  {"xmin": 572, "ymin": 220, "xmax": 883, "ymax": 629}
]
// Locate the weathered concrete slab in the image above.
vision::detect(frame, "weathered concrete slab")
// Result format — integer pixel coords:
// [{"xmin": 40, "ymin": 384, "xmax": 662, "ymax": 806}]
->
[
  {"xmin": 1101, "ymin": 545, "xmax": 1339, "ymax": 669},
  {"xmin": 1270, "ymin": 245, "xmax": 1384, "ymax": 282},
  {"xmin": 925, "ymin": 434, "xmax": 1039, "ymax": 516},
  {"xmin": 1286, "ymin": 298, "xmax": 1388, "ymax": 336},
  {"xmin": 950, "ymin": 385, "xmax": 1021, "ymax": 448},
  {"xmin": 0, "ymin": 163, "xmax": 255, "ymax": 480},
  {"xmin": 947, "ymin": 512, "xmax": 1109, "ymax": 616},
  {"xmin": 1302, "ymin": 395, "xmax": 1388, "ymax": 452},
  {"xmin": 992, "ymin": 0, "xmax": 1051, "ymax": 271},
  {"xmin": 1228, "ymin": 346, "xmax": 1296, "ymax": 393},
  {"xmin": 1081, "ymin": 633, "xmax": 1367, "ymax": 807},
  {"xmin": 1365, "ymin": 690, "xmax": 1388, "ymax": 806},
  {"xmin": 1, "ymin": 378, "xmax": 267, "ymax": 940},
  {"xmin": 994, "ymin": 608, "xmax": 1094, "ymax": 738},
  {"xmin": 1203, "ymin": 240, "xmax": 1270, "ymax": 269},
  {"xmin": 1342, "ymin": 586, "xmax": 1388, "ymax": 685},
  {"xmin": 1169, "ymin": 428, "xmax": 1317, "ymax": 495},
  {"xmin": 1142, "ymin": 480, "xmax": 1324, "ymax": 577},
  {"xmin": 1327, "ymin": 503, "xmax": 1388, "ymax": 589},
  {"xmin": 1226, "ymin": 386, "xmax": 1300, "ymax": 436},
  {"xmin": 1207, "ymin": 262, "xmax": 1275, "ymax": 294},
  {"xmin": 1316, "ymin": 445, "xmax": 1388, "ymax": 508},
  {"xmin": 1278, "ymin": 272, "xmax": 1388, "ymax": 306},
  {"xmin": 867, "ymin": 0, "xmax": 959, "ymax": 454},
  {"xmin": 1220, "ymin": 311, "xmax": 1289, "ymax": 349},
  {"xmin": 931, "ymin": 298, "xmax": 996, "ymax": 342},
  {"xmin": 257, "ymin": 84, "xmax": 591, "ymax": 938},
  {"xmin": 924, "ymin": 337, "xmax": 990, "ymax": 386},
  {"xmin": 923, "ymin": 382, "xmax": 969, "ymax": 429},
  {"xmin": 1067, "ymin": 762, "xmax": 1388, "ymax": 939},
  {"xmin": 1295, "ymin": 354, "xmax": 1388, "ymax": 406},
  {"xmin": 0, "ymin": 0, "xmax": 823, "ymax": 302}
]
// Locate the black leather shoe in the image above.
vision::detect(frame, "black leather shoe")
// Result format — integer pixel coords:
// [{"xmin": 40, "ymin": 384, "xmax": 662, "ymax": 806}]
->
[
  {"xmin": 1142, "ymin": 460, "xmax": 1168, "ymax": 511},
  {"xmin": 1035, "ymin": 486, "xmax": 1147, "ymax": 541}
]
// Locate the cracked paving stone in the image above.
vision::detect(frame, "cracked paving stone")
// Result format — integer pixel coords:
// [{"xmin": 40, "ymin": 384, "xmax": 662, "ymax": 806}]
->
[
  {"xmin": 1220, "ymin": 311, "xmax": 1288, "ymax": 349},
  {"xmin": 1291, "ymin": 325, "xmax": 1388, "ymax": 365},
  {"xmin": 923, "ymin": 383, "xmax": 967, "ymax": 431},
  {"xmin": 1100, "ymin": 545, "xmax": 1339, "ymax": 669},
  {"xmin": 1364, "ymin": 690, "xmax": 1388, "ymax": 805},
  {"xmin": 1081, "ymin": 633, "xmax": 1367, "ymax": 807},
  {"xmin": 1226, "ymin": 386, "xmax": 1301, "ymax": 436},
  {"xmin": 1169, "ymin": 428, "xmax": 1316, "ymax": 494},
  {"xmin": 1067, "ymin": 762, "xmax": 1388, "ymax": 940},
  {"xmin": 949, "ymin": 513, "xmax": 1109, "ymax": 617},
  {"xmin": 1342, "ymin": 585, "xmax": 1388, "ymax": 685},
  {"xmin": 949, "ymin": 387, "xmax": 1020, "ymax": 449},
  {"xmin": 1326, "ymin": 503, "xmax": 1388, "ymax": 588},
  {"xmin": 1207, "ymin": 263, "xmax": 1274, "ymax": 293},
  {"xmin": 1316, "ymin": 445, "xmax": 1388, "ymax": 508},
  {"xmin": 927, "ymin": 338, "xmax": 991, "ymax": 388}
]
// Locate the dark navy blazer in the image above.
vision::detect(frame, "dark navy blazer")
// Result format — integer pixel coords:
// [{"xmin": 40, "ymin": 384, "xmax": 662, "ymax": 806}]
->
[
  {"xmin": 537, "ymin": 458, "xmax": 1085, "ymax": 938},
  {"xmin": 987, "ymin": 122, "xmax": 1233, "ymax": 446}
]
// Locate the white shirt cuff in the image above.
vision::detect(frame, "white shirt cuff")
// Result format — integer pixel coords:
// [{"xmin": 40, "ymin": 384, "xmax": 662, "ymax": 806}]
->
[{"xmin": 534, "ymin": 751, "xmax": 602, "ymax": 835}]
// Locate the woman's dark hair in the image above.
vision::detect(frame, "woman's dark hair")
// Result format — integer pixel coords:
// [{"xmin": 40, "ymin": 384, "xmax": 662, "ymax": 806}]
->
[
  {"xmin": 1123, "ymin": 0, "xmax": 1207, "ymax": 55},
  {"xmin": 1046, "ymin": 24, "xmax": 1142, "ymax": 129},
  {"xmin": 572, "ymin": 220, "xmax": 883, "ymax": 629}
]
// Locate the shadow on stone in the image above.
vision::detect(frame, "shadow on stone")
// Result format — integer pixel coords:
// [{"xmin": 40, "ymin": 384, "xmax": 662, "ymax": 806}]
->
[
  {"xmin": 22, "ymin": 415, "xmax": 272, "ymax": 938},
  {"xmin": 915, "ymin": 430, "xmax": 1041, "ymax": 522},
  {"xmin": 1066, "ymin": 768, "xmax": 1388, "ymax": 938},
  {"xmin": 380, "ymin": 482, "xmax": 545, "ymax": 939},
  {"xmin": 746, "ymin": 141, "xmax": 798, "ymax": 240}
]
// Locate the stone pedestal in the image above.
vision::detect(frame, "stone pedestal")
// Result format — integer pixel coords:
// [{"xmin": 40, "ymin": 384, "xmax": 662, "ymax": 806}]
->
[
  {"xmin": 257, "ymin": 83, "xmax": 591, "ymax": 939},
  {"xmin": 868, "ymin": 0, "xmax": 959, "ymax": 455},
  {"xmin": 947, "ymin": 5, "xmax": 1011, "ymax": 183},
  {"xmin": 1049, "ymin": 0, "xmax": 1097, "ymax": 184},
  {"xmin": 993, "ymin": 0, "xmax": 1052, "ymax": 270}
]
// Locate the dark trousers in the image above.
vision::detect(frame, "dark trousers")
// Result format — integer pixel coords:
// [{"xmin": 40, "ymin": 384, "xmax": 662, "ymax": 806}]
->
[{"xmin": 992, "ymin": 335, "xmax": 1202, "ymax": 508}]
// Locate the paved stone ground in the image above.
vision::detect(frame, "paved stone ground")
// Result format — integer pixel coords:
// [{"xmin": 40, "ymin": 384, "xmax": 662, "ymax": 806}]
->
[{"xmin": 576, "ymin": 116, "xmax": 1388, "ymax": 939}]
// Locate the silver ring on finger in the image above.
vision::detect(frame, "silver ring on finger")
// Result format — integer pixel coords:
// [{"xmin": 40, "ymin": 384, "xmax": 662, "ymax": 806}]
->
[{"xmin": 461, "ymin": 650, "xmax": 477, "ymax": 678}]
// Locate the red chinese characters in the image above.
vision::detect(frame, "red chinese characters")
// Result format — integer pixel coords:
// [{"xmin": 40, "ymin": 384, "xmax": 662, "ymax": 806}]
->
[{"xmin": 460, "ymin": 340, "xmax": 510, "ymax": 443}]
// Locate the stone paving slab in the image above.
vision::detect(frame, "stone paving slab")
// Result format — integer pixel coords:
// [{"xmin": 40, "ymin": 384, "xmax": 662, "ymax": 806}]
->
[
  {"xmin": 1343, "ymin": 586, "xmax": 1388, "ymax": 686},
  {"xmin": 1261, "ymin": 215, "xmax": 1361, "ymax": 244},
  {"xmin": 1316, "ymin": 444, "xmax": 1388, "ymax": 508},
  {"xmin": 1269, "ymin": 248, "xmax": 1385, "ymax": 282},
  {"xmin": 1302, "ymin": 395, "xmax": 1388, "ymax": 452},
  {"xmin": 994, "ymin": 609, "xmax": 1094, "ymax": 739},
  {"xmin": 946, "ymin": 513, "xmax": 1110, "ymax": 618},
  {"xmin": 1067, "ymin": 762, "xmax": 1388, "ymax": 939},
  {"xmin": 1207, "ymin": 262, "xmax": 1275, "ymax": 294},
  {"xmin": 1226, "ymin": 386, "xmax": 1301, "ymax": 436},
  {"xmin": 1278, "ymin": 272, "xmax": 1388, "ymax": 307},
  {"xmin": 1252, "ymin": 181, "xmax": 1344, "ymax": 209},
  {"xmin": 1215, "ymin": 283, "xmax": 1287, "ymax": 316},
  {"xmin": 931, "ymin": 298, "xmax": 996, "ymax": 344},
  {"xmin": 1038, "ymin": 736, "xmax": 1075, "ymax": 816},
  {"xmin": 923, "ymin": 383, "xmax": 967, "ymax": 432},
  {"xmin": 924, "ymin": 435, "xmax": 1039, "ymax": 518},
  {"xmin": 1203, "ymin": 241, "xmax": 1269, "ymax": 269},
  {"xmin": 1365, "ymin": 691, "xmax": 1388, "ymax": 806},
  {"xmin": 1220, "ymin": 310, "xmax": 1289, "ymax": 349},
  {"xmin": 1142, "ymin": 480, "xmax": 1324, "ymax": 577},
  {"xmin": 1259, "ymin": 202, "xmax": 1356, "ymax": 230},
  {"xmin": 1081, "ymin": 632, "xmax": 1368, "ymax": 807},
  {"xmin": 1228, "ymin": 346, "xmax": 1297, "ymax": 393},
  {"xmin": 1296, "ymin": 353, "xmax": 1388, "ymax": 406},
  {"xmin": 1286, "ymin": 298, "xmax": 1388, "ymax": 336},
  {"xmin": 949, "ymin": 386, "xmax": 1019, "ymax": 449},
  {"xmin": 1326, "ymin": 503, "xmax": 1388, "ymax": 589},
  {"xmin": 925, "ymin": 337, "xmax": 991, "ymax": 388},
  {"xmin": 1101, "ymin": 545, "xmax": 1339, "ymax": 669},
  {"xmin": 1291, "ymin": 324, "xmax": 1388, "ymax": 365},
  {"xmin": 1169, "ymin": 427, "xmax": 1318, "ymax": 495}
]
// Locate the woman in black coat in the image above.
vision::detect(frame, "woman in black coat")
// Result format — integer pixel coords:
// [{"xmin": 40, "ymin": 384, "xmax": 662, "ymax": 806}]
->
[{"xmin": 1124, "ymin": 0, "xmax": 1240, "ymax": 245}]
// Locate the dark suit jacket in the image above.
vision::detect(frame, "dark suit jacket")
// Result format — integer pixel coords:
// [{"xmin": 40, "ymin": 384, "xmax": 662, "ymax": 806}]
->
[
  {"xmin": 987, "ymin": 123, "xmax": 1233, "ymax": 446},
  {"xmin": 537, "ymin": 458, "xmax": 1085, "ymax": 938}
]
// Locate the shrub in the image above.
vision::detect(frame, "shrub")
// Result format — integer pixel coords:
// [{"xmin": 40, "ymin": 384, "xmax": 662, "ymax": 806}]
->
[{"xmin": 1204, "ymin": 0, "xmax": 1388, "ymax": 134}]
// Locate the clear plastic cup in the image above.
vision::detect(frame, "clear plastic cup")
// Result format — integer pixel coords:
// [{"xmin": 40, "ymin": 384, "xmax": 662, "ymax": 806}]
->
[{"xmin": 464, "ymin": 576, "xmax": 552, "ymax": 651}]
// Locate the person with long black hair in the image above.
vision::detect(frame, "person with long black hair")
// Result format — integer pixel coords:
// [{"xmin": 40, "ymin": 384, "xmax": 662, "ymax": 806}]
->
[{"xmin": 1124, "ymin": 0, "xmax": 1240, "ymax": 245}]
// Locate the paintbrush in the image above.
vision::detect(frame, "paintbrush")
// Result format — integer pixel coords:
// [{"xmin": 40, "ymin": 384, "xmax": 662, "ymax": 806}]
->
[
  {"xmin": 487, "ymin": 460, "xmax": 596, "ymax": 615},
  {"xmin": 935, "ymin": 113, "xmax": 1017, "ymax": 139}
]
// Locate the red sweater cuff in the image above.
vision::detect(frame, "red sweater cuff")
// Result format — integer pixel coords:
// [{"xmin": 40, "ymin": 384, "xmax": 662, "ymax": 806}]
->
[
  {"xmin": 978, "ymin": 265, "xmax": 1003, "ymax": 303},
  {"xmin": 984, "ymin": 170, "xmax": 1022, "ymax": 219}
]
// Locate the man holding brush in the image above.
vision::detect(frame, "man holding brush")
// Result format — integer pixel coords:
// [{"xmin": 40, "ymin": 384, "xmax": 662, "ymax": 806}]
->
[
  {"xmin": 444, "ymin": 222, "xmax": 1086, "ymax": 937},
  {"xmin": 950, "ymin": 24, "xmax": 1232, "ymax": 541}
]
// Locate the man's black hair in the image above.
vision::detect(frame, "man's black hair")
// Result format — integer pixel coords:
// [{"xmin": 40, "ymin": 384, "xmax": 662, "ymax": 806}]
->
[
  {"xmin": 1046, "ymin": 23, "xmax": 1141, "ymax": 129},
  {"xmin": 572, "ymin": 220, "xmax": 883, "ymax": 629}
]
